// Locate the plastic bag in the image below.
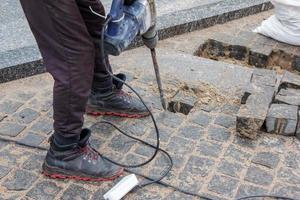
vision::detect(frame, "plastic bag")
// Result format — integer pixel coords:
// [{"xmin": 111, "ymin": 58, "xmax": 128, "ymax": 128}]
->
[{"xmin": 254, "ymin": 0, "xmax": 300, "ymax": 46}]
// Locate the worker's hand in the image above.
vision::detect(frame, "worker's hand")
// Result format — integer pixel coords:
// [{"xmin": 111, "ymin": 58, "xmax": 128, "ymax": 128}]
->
[{"xmin": 142, "ymin": 26, "xmax": 158, "ymax": 49}]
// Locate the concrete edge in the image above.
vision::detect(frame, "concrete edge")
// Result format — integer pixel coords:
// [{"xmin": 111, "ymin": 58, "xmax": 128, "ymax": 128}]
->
[{"xmin": 0, "ymin": 0, "xmax": 273, "ymax": 84}]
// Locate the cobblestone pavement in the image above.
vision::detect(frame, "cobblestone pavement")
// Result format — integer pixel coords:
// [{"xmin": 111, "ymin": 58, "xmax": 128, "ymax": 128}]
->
[{"xmin": 0, "ymin": 11, "xmax": 300, "ymax": 200}]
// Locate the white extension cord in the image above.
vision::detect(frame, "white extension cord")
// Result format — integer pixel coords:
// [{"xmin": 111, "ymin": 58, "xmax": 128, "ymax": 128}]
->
[{"xmin": 103, "ymin": 174, "xmax": 139, "ymax": 200}]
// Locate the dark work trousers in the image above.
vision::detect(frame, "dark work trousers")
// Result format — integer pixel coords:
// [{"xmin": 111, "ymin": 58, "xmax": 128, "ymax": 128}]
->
[{"xmin": 20, "ymin": 0, "xmax": 113, "ymax": 144}]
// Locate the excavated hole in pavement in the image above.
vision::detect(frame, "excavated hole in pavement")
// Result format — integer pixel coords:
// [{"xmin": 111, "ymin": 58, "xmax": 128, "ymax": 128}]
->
[{"xmin": 197, "ymin": 39, "xmax": 300, "ymax": 75}]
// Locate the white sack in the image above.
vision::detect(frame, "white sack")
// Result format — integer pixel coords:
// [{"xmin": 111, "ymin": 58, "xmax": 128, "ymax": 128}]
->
[{"xmin": 254, "ymin": 0, "xmax": 300, "ymax": 46}]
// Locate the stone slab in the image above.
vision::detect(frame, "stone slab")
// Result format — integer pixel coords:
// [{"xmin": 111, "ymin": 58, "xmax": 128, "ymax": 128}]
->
[
  {"xmin": 275, "ymin": 88, "xmax": 300, "ymax": 106},
  {"xmin": 279, "ymin": 71, "xmax": 300, "ymax": 90},
  {"xmin": 0, "ymin": 0, "xmax": 272, "ymax": 83},
  {"xmin": 266, "ymin": 104, "xmax": 298, "ymax": 136}
]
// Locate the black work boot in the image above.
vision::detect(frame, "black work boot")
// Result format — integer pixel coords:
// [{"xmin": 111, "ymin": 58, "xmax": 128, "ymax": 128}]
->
[
  {"xmin": 87, "ymin": 74, "xmax": 150, "ymax": 118},
  {"xmin": 42, "ymin": 129, "xmax": 123, "ymax": 181}
]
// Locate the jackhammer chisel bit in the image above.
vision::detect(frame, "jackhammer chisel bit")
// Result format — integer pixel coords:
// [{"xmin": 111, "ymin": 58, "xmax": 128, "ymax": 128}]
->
[{"xmin": 150, "ymin": 48, "xmax": 167, "ymax": 110}]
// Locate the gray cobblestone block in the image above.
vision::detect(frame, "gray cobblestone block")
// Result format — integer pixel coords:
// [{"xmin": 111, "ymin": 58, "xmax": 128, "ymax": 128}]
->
[
  {"xmin": 284, "ymin": 152, "xmax": 299, "ymax": 169},
  {"xmin": 259, "ymin": 135, "xmax": 286, "ymax": 149},
  {"xmin": 237, "ymin": 86, "xmax": 275, "ymax": 139},
  {"xmin": 214, "ymin": 114, "xmax": 236, "ymax": 128},
  {"xmin": 89, "ymin": 137, "xmax": 104, "ymax": 149},
  {"xmin": 0, "ymin": 140, "xmax": 8, "ymax": 150},
  {"xmin": 205, "ymin": 39, "xmax": 226, "ymax": 57},
  {"xmin": 30, "ymin": 118, "xmax": 53, "ymax": 134},
  {"xmin": 28, "ymin": 99, "xmax": 52, "ymax": 113},
  {"xmin": 245, "ymin": 166, "xmax": 273, "ymax": 186},
  {"xmin": 207, "ymin": 126, "xmax": 231, "ymax": 142},
  {"xmin": 157, "ymin": 112, "xmax": 185, "ymax": 129},
  {"xmin": 61, "ymin": 184, "xmax": 91, "ymax": 200},
  {"xmin": 196, "ymin": 140, "xmax": 222, "ymax": 158},
  {"xmin": 208, "ymin": 175, "xmax": 239, "ymax": 197},
  {"xmin": 0, "ymin": 165, "xmax": 11, "ymax": 179},
  {"xmin": 109, "ymin": 134, "xmax": 136, "ymax": 153},
  {"xmin": 189, "ymin": 111, "xmax": 211, "ymax": 127},
  {"xmin": 120, "ymin": 121, "xmax": 148, "ymax": 137},
  {"xmin": 168, "ymin": 90, "xmax": 197, "ymax": 115},
  {"xmin": 0, "ymin": 123, "xmax": 26, "ymax": 137},
  {"xmin": 163, "ymin": 191, "xmax": 194, "ymax": 200},
  {"xmin": 229, "ymin": 45, "xmax": 248, "ymax": 61},
  {"xmin": 266, "ymin": 104, "xmax": 298, "ymax": 136},
  {"xmin": 166, "ymin": 136, "xmax": 195, "ymax": 154},
  {"xmin": 225, "ymin": 145, "xmax": 251, "ymax": 162},
  {"xmin": 217, "ymin": 160, "xmax": 244, "ymax": 178},
  {"xmin": 277, "ymin": 167, "xmax": 300, "ymax": 185},
  {"xmin": 182, "ymin": 156, "xmax": 215, "ymax": 177},
  {"xmin": 275, "ymin": 88, "xmax": 300, "ymax": 106},
  {"xmin": 178, "ymin": 125, "xmax": 204, "ymax": 140},
  {"xmin": 2, "ymin": 169, "xmax": 38, "ymax": 191},
  {"xmin": 14, "ymin": 108, "xmax": 40, "ymax": 124},
  {"xmin": 279, "ymin": 71, "xmax": 300, "ymax": 90},
  {"xmin": 26, "ymin": 181, "xmax": 62, "ymax": 200},
  {"xmin": 272, "ymin": 184, "xmax": 300, "ymax": 199},
  {"xmin": 236, "ymin": 184, "xmax": 268, "ymax": 199},
  {"xmin": 252, "ymin": 152, "xmax": 280, "ymax": 169},
  {"xmin": 22, "ymin": 153, "xmax": 45, "ymax": 172},
  {"xmin": 233, "ymin": 135, "xmax": 257, "ymax": 149},
  {"xmin": 134, "ymin": 145, "xmax": 155, "ymax": 157},
  {"xmin": 0, "ymin": 100, "xmax": 23, "ymax": 114},
  {"xmin": 91, "ymin": 188, "xmax": 107, "ymax": 200},
  {"xmin": 220, "ymin": 104, "xmax": 240, "ymax": 115},
  {"xmin": 249, "ymin": 51, "xmax": 269, "ymax": 68},
  {"xmin": 0, "ymin": 149, "xmax": 17, "ymax": 166},
  {"xmin": 252, "ymin": 68, "xmax": 277, "ymax": 87},
  {"xmin": 18, "ymin": 133, "xmax": 46, "ymax": 146},
  {"xmin": 292, "ymin": 55, "xmax": 300, "ymax": 72},
  {"xmin": 128, "ymin": 188, "xmax": 163, "ymax": 200},
  {"xmin": 148, "ymin": 126, "xmax": 172, "ymax": 143}
]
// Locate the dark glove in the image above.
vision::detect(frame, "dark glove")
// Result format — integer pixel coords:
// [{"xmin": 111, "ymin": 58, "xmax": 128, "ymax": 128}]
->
[{"xmin": 142, "ymin": 26, "xmax": 158, "ymax": 49}]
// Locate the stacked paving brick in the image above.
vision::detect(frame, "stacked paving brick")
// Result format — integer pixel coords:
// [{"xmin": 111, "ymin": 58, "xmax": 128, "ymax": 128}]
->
[{"xmin": 237, "ymin": 70, "xmax": 300, "ymax": 140}]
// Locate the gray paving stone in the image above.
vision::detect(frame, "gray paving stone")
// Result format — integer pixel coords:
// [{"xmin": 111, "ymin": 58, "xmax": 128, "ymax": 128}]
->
[
  {"xmin": 271, "ymin": 184, "xmax": 300, "ymax": 199},
  {"xmin": 91, "ymin": 188, "xmax": 107, "ymax": 200},
  {"xmin": 148, "ymin": 126, "xmax": 172, "ymax": 143},
  {"xmin": 196, "ymin": 140, "xmax": 222, "ymax": 158},
  {"xmin": 266, "ymin": 104, "xmax": 298, "ymax": 136},
  {"xmin": 163, "ymin": 191, "xmax": 194, "ymax": 200},
  {"xmin": 214, "ymin": 114, "xmax": 236, "ymax": 128},
  {"xmin": 178, "ymin": 125, "xmax": 204, "ymax": 140},
  {"xmin": 0, "ymin": 100, "xmax": 23, "ymax": 114},
  {"xmin": 275, "ymin": 88, "xmax": 300, "ymax": 106},
  {"xmin": 220, "ymin": 104, "xmax": 240, "ymax": 115},
  {"xmin": 251, "ymin": 68, "xmax": 277, "ymax": 87},
  {"xmin": 0, "ymin": 123, "xmax": 26, "ymax": 137},
  {"xmin": 22, "ymin": 153, "xmax": 45, "ymax": 172},
  {"xmin": 189, "ymin": 111, "xmax": 211, "ymax": 127},
  {"xmin": 284, "ymin": 152, "xmax": 299, "ymax": 169},
  {"xmin": 134, "ymin": 145, "xmax": 155, "ymax": 157},
  {"xmin": 18, "ymin": 133, "xmax": 46, "ymax": 146},
  {"xmin": 61, "ymin": 184, "xmax": 91, "ymax": 200},
  {"xmin": 89, "ymin": 137, "xmax": 104, "ymax": 149},
  {"xmin": 181, "ymin": 156, "xmax": 215, "ymax": 177},
  {"xmin": 120, "ymin": 121, "xmax": 148, "ymax": 137},
  {"xmin": 225, "ymin": 145, "xmax": 252, "ymax": 162},
  {"xmin": 245, "ymin": 166, "xmax": 273, "ymax": 186},
  {"xmin": 166, "ymin": 136, "xmax": 195, "ymax": 155},
  {"xmin": 13, "ymin": 92, "xmax": 35, "ymax": 102},
  {"xmin": 208, "ymin": 175, "xmax": 239, "ymax": 197},
  {"xmin": 207, "ymin": 126, "xmax": 231, "ymax": 142},
  {"xmin": 279, "ymin": 70, "xmax": 300, "ymax": 90},
  {"xmin": 14, "ymin": 108, "xmax": 39, "ymax": 124},
  {"xmin": 252, "ymin": 152, "xmax": 280, "ymax": 169},
  {"xmin": 236, "ymin": 184, "xmax": 268, "ymax": 199},
  {"xmin": 277, "ymin": 167, "xmax": 300, "ymax": 185},
  {"xmin": 233, "ymin": 135, "xmax": 257, "ymax": 149},
  {"xmin": 157, "ymin": 112, "xmax": 185, "ymax": 129},
  {"xmin": 237, "ymin": 85, "xmax": 275, "ymax": 139},
  {"xmin": 168, "ymin": 90, "xmax": 198, "ymax": 115},
  {"xmin": 292, "ymin": 55, "xmax": 300, "ymax": 72},
  {"xmin": 26, "ymin": 181, "xmax": 62, "ymax": 200},
  {"xmin": 30, "ymin": 118, "xmax": 53, "ymax": 134},
  {"xmin": 109, "ymin": 134, "xmax": 136, "ymax": 153},
  {"xmin": 2, "ymin": 169, "xmax": 38, "ymax": 191},
  {"xmin": 259, "ymin": 135, "xmax": 286, "ymax": 149},
  {"xmin": 0, "ymin": 165, "xmax": 11, "ymax": 179},
  {"xmin": 217, "ymin": 160, "xmax": 244, "ymax": 178}
]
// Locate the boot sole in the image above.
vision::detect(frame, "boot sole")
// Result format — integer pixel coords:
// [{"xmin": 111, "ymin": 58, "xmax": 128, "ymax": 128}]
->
[
  {"xmin": 42, "ymin": 163, "xmax": 124, "ymax": 182},
  {"xmin": 86, "ymin": 107, "xmax": 149, "ymax": 119}
]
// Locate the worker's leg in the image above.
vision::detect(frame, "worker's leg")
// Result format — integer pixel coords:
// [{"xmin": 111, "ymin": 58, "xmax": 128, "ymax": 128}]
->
[
  {"xmin": 20, "ymin": 0, "xmax": 122, "ymax": 181},
  {"xmin": 77, "ymin": 0, "xmax": 149, "ymax": 118}
]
